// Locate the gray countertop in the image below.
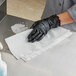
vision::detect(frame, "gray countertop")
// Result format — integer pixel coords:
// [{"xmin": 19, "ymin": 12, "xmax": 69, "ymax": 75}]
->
[
  {"xmin": 1, "ymin": 15, "xmax": 76, "ymax": 76},
  {"xmin": 0, "ymin": 15, "xmax": 33, "ymax": 52}
]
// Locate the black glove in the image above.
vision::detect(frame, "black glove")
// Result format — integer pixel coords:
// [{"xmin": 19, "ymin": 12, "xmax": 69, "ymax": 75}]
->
[{"xmin": 28, "ymin": 15, "xmax": 60, "ymax": 42}]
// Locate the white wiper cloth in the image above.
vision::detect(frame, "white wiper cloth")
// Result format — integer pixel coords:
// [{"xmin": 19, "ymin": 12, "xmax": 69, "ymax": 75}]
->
[{"xmin": 5, "ymin": 27, "xmax": 72, "ymax": 61}]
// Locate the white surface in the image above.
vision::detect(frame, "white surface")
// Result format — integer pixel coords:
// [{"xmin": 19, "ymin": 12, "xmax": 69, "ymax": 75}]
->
[
  {"xmin": 11, "ymin": 24, "xmax": 28, "ymax": 34},
  {"xmin": 1, "ymin": 31, "xmax": 76, "ymax": 76},
  {"xmin": 5, "ymin": 27, "xmax": 72, "ymax": 61}
]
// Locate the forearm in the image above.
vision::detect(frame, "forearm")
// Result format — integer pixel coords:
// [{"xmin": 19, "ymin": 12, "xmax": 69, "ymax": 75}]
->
[{"xmin": 57, "ymin": 11, "xmax": 74, "ymax": 25}]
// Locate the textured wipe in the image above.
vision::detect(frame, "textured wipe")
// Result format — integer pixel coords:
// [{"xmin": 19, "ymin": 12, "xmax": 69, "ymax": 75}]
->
[
  {"xmin": 5, "ymin": 27, "xmax": 72, "ymax": 61},
  {"xmin": 11, "ymin": 23, "xmax": 28, "ymax": 34}
]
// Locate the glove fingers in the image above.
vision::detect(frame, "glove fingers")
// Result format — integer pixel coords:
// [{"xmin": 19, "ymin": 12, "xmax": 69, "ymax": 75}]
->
[
  {"xmin": 28, "ymin": 29, "xmax": 40, "ymax": 42},
  {"xmin": 28, "ymin": 29, "xmax": 37, "ymax": 39},
  {"xmin": 31, "ymin": 30, "xmax": 44, "ymax": 42},
  {"xmin": 36, "ymin": 30, "xmax": 44, "ymax": 41}
]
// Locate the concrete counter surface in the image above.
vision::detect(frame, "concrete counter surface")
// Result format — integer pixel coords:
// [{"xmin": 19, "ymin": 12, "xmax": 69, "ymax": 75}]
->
[{"xmin": 1, "ymin": 15, "xmax": 76, "ymax": 76}]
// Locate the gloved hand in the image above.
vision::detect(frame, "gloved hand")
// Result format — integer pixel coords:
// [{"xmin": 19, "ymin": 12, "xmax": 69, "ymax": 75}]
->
[{"xmin": 28, "ymin": 15, "xmax": 60, "ymax": 42}]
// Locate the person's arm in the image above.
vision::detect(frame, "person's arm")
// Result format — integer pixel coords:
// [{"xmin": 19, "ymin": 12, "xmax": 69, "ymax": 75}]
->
[
  {"xmin": 28, "ymin": 15, "xmax": 60, "ymax": 42},
  {"xmin": 57, "ymin": 11, "xmax": 74, "ymax": 25}
]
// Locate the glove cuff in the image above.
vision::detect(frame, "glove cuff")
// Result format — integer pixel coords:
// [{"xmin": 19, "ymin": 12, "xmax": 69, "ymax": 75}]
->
[{"xmin": 48, "ymin": 15, "xmax": 61, "ymax": 29}]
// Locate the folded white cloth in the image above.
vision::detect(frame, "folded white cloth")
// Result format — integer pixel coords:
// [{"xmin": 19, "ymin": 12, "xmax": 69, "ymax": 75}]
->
[{"xmin": 5, "ymin": 27, "xmax": 72, "ymax": 61}]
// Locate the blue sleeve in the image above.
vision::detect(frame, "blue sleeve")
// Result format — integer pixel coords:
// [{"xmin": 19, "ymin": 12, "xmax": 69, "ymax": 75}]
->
[{"xmin": 68, "ymin": 4, "xmax": 76, "ymax": 22}]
